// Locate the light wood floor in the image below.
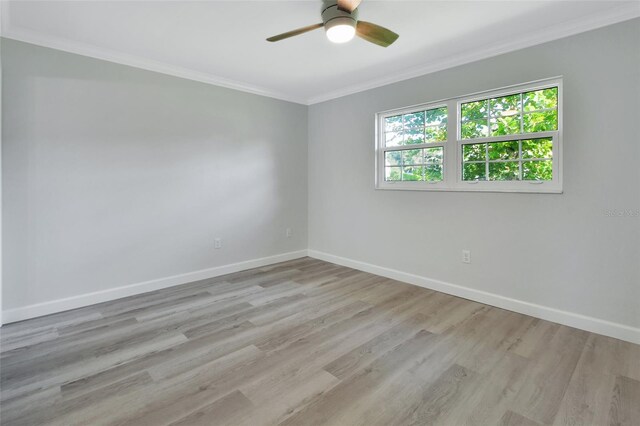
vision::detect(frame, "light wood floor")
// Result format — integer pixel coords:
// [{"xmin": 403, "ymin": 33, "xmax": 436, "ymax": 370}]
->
[{"xmin": 1, "ymin": 257, "xmax": 639, "ymax": 426}]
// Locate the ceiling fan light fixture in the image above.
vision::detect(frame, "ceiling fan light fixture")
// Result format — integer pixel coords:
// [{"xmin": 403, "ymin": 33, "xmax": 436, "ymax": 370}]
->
[
  {"xmin": 325, "ymin": 17, "xmax": 356, "ymax": 43},
  {"xmin": 266, "ymin": 1, "xmax": 398, "ymax": 48}
]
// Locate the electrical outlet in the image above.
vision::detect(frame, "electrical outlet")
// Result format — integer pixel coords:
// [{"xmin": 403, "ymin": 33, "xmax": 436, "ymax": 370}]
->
[
  {"xmin": 214, "ymin": 238, "xmax": 222, "ymax": 249},
  {"xmin": 462, "ymin": 250, "xmax": 471, "ymax": 264},
  {"xmin": 286, "ymin": 228, "xmax": 292, "ymax": 238}
]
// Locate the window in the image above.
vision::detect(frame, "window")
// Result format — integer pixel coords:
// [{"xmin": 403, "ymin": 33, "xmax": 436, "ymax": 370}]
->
[
  {"xmin": 383, "ymin": 106, "xmax": 447, "ymax": 183},
  {"xmin": 376, "ymin": 78, "xmax": 562, "ymax": 193}
]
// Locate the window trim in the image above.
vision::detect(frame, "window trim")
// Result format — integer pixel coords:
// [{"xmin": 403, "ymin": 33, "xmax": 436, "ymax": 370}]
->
[{"xmin": 375, "ymin": 77, "xmax": 563, "ymax": 193}]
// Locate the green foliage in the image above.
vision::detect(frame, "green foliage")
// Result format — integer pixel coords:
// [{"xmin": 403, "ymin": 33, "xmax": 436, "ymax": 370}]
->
[
  {"xmin": 491, "ymin": 94, "xmax": 520, "ymax": 116},
  {"xmin": 522, "ymin": 138, "xmax": 552, "ymax": 159},
  {"xmin": 404, "ymin": 127, "xmax": 425, "ymax": 145},
  {"xmin": 403, "ymin": 111, "xmax": 425, "ymax": 127},
  {"xmin": 490, "ymin": 116, "xmax": 520, "ymax": 136},
  {"xmin": 488, "ymin": 141, "xmax": 518, "ymax": 160},
  {"xmin": 523, "ymin": 88, "xmax": 558, "ymax": 111},
  {"xmin": 403, "ymin": 166, "xmax": 423, "ymax": 181},
  {"xmin": 489, "ymin": 162, "xmax": 520, "ymax": 181},
  {"xmin": 425, "ymin": 125, "xmax": 447, "ymax": 142},
  {"xmin": 460, "ymin": 86, "xmax": 558, "ymax": 139},
  {"xmin": 425, "ymin": 164, "xmax": 443, "ymax": 181},
  {"xmin": 522, "ymin": 160, "xmax": 552, "ymax": 181},
  {"xmin": 424, "ymin": 147, "xmax": 443, "ymax": 164},
  {"xmin": 385, "ymin": 150, "xmax": 401, "ymax": 166},
  {"xmin": 522, "ymin": 111, "xmax": 557, "ymax": 133},
  {"xmin": 384, "ymin": 114, "xmax": 402, "ymax": 132},
  {"xmin": 426, "ymin": 107, "xmax": 447, "ymax": 125},
  {"xmin": 386, "ymin": 167, "xmax": 401, "ymax": 181},
  {"xmin": 461, "ymin": 101, "xmax": 487, "ymax": 120},
  {"xmin": 385, "ymin": 146, "xmax": 444, "ymax": 182},
  {"xmin": 463, "ymin": 143, "xmax": 486, "ymax": 162},
  {"xmin": 461, "ymin": 137, "xmax": 553, "ymax": 181},
  {"xmin": 461, "ymin": 120, "xmax": 488, "ymax": 139},
  {"xmin": 463, "ymin": 163, "xmax": 486, "ymax": 181},
  {"xmin": 384, "ymin": 106, "xmax": 448, "ymax": 147},
  {"xmin": 402, "ymin": 149, "xmax": 422, "ymax": 165}
]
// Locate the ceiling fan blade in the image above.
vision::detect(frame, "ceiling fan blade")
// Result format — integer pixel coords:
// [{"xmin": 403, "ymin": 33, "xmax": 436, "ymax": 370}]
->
[
  {"xmin": 356, "ymin": 20, "xmax": 399, "ymax": 47},
  {"xmin": 266, "ymin": 23, "xmax": 324, "ymax": 42},
  {"xmin": 337, "ymin": 0, "xmax": 362, "ymax": 13}
]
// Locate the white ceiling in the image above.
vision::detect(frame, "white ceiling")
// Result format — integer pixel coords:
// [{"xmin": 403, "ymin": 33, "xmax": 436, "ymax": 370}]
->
[{"xmin": 2, "ymin": 1, "xmax": 639, "ymax": 104}]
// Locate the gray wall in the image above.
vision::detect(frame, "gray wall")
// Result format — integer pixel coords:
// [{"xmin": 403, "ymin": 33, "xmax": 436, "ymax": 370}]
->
[
  {"xmin": 3, "ymin": 20, "xmax": 639, "ymax": 329},
  {"xmin": 2, "ymin": 39, "xmax": 308, "ymax": 310},
  {"xmin": 308, "ymin": 19, "xmax": 640, "ymax": 328}
]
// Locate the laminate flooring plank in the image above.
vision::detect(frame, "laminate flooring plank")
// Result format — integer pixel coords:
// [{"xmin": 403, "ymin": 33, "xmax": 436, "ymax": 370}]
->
[
  {"xmin": 608, "ymin": 375, "xmax": 640, "ymax": 426},
  {"xmin": 1, "ymin": 331, "xmax": 187, "ymax": 404},
  {"xmin": 2, "ymin": 258, "xmax": 638, "ymax": 426},
  {"xmin": 322, "ymin": 313, "xmax": 430, "ymax": 380},
  {"xmin": 499, "ymin": 411, "xmax": 544, "ymax": 426},
  {"xmin": 169, "ymin": 390, "xmax": 254, "ymax": 426},
  {"xmin": 508, "ymin": 325, "xmax": 590, "ymax": 425},
  {"xmin": 393, "ymin": 363, "xmax": 479, "ymax": 426},
  {"xmin": 553, "ymin": 333, "xmax": 623, "ymax": 426},
  {"xmin": 278, "ymin": 329, "xmax": 437, "ymax": 426}
]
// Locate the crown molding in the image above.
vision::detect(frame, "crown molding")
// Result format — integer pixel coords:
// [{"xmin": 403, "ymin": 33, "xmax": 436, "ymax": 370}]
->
[
  {"xmin": 1, "ymin": 28, "xmax": 308, "ymax": 105},
  {"xmin": 0, "ymin": 0, "xmax": 307, "ymax": 105},
  {"xmin": 307, "ymin": 3, "xmax": 640, "ymax": 104},
  {"xmin": 2, "ymin": 1, "xmax": 639, "ymax": 106}
]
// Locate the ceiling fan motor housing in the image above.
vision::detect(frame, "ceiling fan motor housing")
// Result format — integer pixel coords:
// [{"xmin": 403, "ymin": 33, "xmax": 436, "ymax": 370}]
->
[{"xmin": 322, "ymin": 4, "xmax": 358, "ymax": 33}]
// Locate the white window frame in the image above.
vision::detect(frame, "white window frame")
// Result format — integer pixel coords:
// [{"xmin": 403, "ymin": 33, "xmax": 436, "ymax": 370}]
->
[
  {"xmin": 375, "ymin": 77, "xmax": 563, "ymax": 193},
  {"xmin": 375, "ymin": 102, "xmax": 450, "ymax": 190}
]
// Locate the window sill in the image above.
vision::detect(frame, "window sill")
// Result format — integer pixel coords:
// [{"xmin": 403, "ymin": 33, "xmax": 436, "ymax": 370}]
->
[{"xmin": 375, "ymin": 182, "xmax": 563, "ymax": 193}]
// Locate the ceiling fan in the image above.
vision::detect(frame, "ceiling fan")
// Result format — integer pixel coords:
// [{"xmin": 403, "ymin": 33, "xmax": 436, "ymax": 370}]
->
[{"xmin": 266, "ymin": 0, "xmax": 399, "ymax": 47}]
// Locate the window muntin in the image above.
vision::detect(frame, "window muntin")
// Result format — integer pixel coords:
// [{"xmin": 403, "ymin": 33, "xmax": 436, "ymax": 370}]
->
[
  {"xmin": 385, "ymin": 146, "xmax": 444, "ymax": 182},
  {"xmin": 375, "ymin": 77, "xmax": 562, "ymax": 193},
  {"xmin": 380, "ymin": 104, "xmax": 448, "ymax": 185},
  {"xmin": 460, "ymin": 87, "xmax": 558, "ymax": 139},
  {"xmin": 384, "ymin": 106, "xmax": 447, "ymax": 147},
  {"xmin": 461, "ymin": 137, "xmax": 553, "ymax": 181}
]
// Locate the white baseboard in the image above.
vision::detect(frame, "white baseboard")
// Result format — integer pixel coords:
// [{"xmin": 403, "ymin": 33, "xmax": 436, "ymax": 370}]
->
[
  {"xmin": 2, "ymin": 250, "xmax": 308, "ymax": 324},
  {"xmin": 308, "ymin": 249, "xmax": 640, "ymax": 345},
  {"xmin": 4, "ymin": 248, "xmax": 638, "ymax": 345}
]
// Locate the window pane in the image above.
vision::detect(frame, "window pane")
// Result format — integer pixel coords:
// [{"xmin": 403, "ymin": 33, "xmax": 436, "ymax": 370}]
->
[
  {"xmin": 385, "ymin": 115, "xmax": 402, "ymax": 132},
  {"xmin": 463, "ymin": 143, "xmax": 486, "ymax": 162},
  {"xmin": 425, "ymin": 124, "xmax": 447, "ymax": 142},
  {"xmin": 488, "ymin": 141, "xmax": 519, "ymax": 160},
  {"xmin": 523, "ymin": 111, "xmax": 557, "ymax": 133},
  {"xmin": 424, "ymin": 147, "xmax": 443, "ymax": 164},
  {"xmin": 404, "ymin": 128, "xmax": 425, "ymax": 145},
  {"xmin": 489, "ymin": 162, "xmax": 520, "ymax": 181},
  {"xmin": 385, "ymin": 150, "xmax": 402, "ymax": 166},
  {"xmin": 402, "ymin": 166, "xmax": 423, "ymax": 181},
  {"xmin": 461, "ymin": 100, "xmax": 488, "ymax": 121},
  {"xmin": 523, "ymin": 87, "xmax": 558, "ymax": 112},
  {"xmin": 461, "ymin": 119, "xmax": 488, "ymax": 139},
  {"xmin": 382, "ymin": 106, "xmax": 449, "ymax": 184},
  {"xmin": 490, "ymin": 115, "xmax": 521, "ymax": 136},
  {"xmin": 385, "ymin": 167, "xmax": 401, "ymax": 181},
  {"xmin": 459, "ymin": 86, "xmax": 558, "ymax": 140},
  {"xmin": 402, "ymin": 149, "xmax": 423, "ymax": 165},
  {"xmin": 522, "ymin": 138, "xmax": 553, "ymax": 159},
  {"xmin": 425, "ymin": 107, "xmax": 447, "ymax": 126},
  {"xmin": 462, "ymin": 163, "xmax": 486, "ymax": 181},
  {"xmin": 385, "ymin": 131, "xmax": 403, "ymax": 147},
  {"xmin": 522, "ymin": 160, "xmax": 552, "ymax": 180},
  {"xmin": 426, "ymin": 165, "xmax": 443, "ymax": 182},
  {"xmin": 403, "ymin": 111, "xmax": 425, "ymax": 128},
  {"xmin": 490, "ymin": 94, "xmax": 520, "ymax": 118}
]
